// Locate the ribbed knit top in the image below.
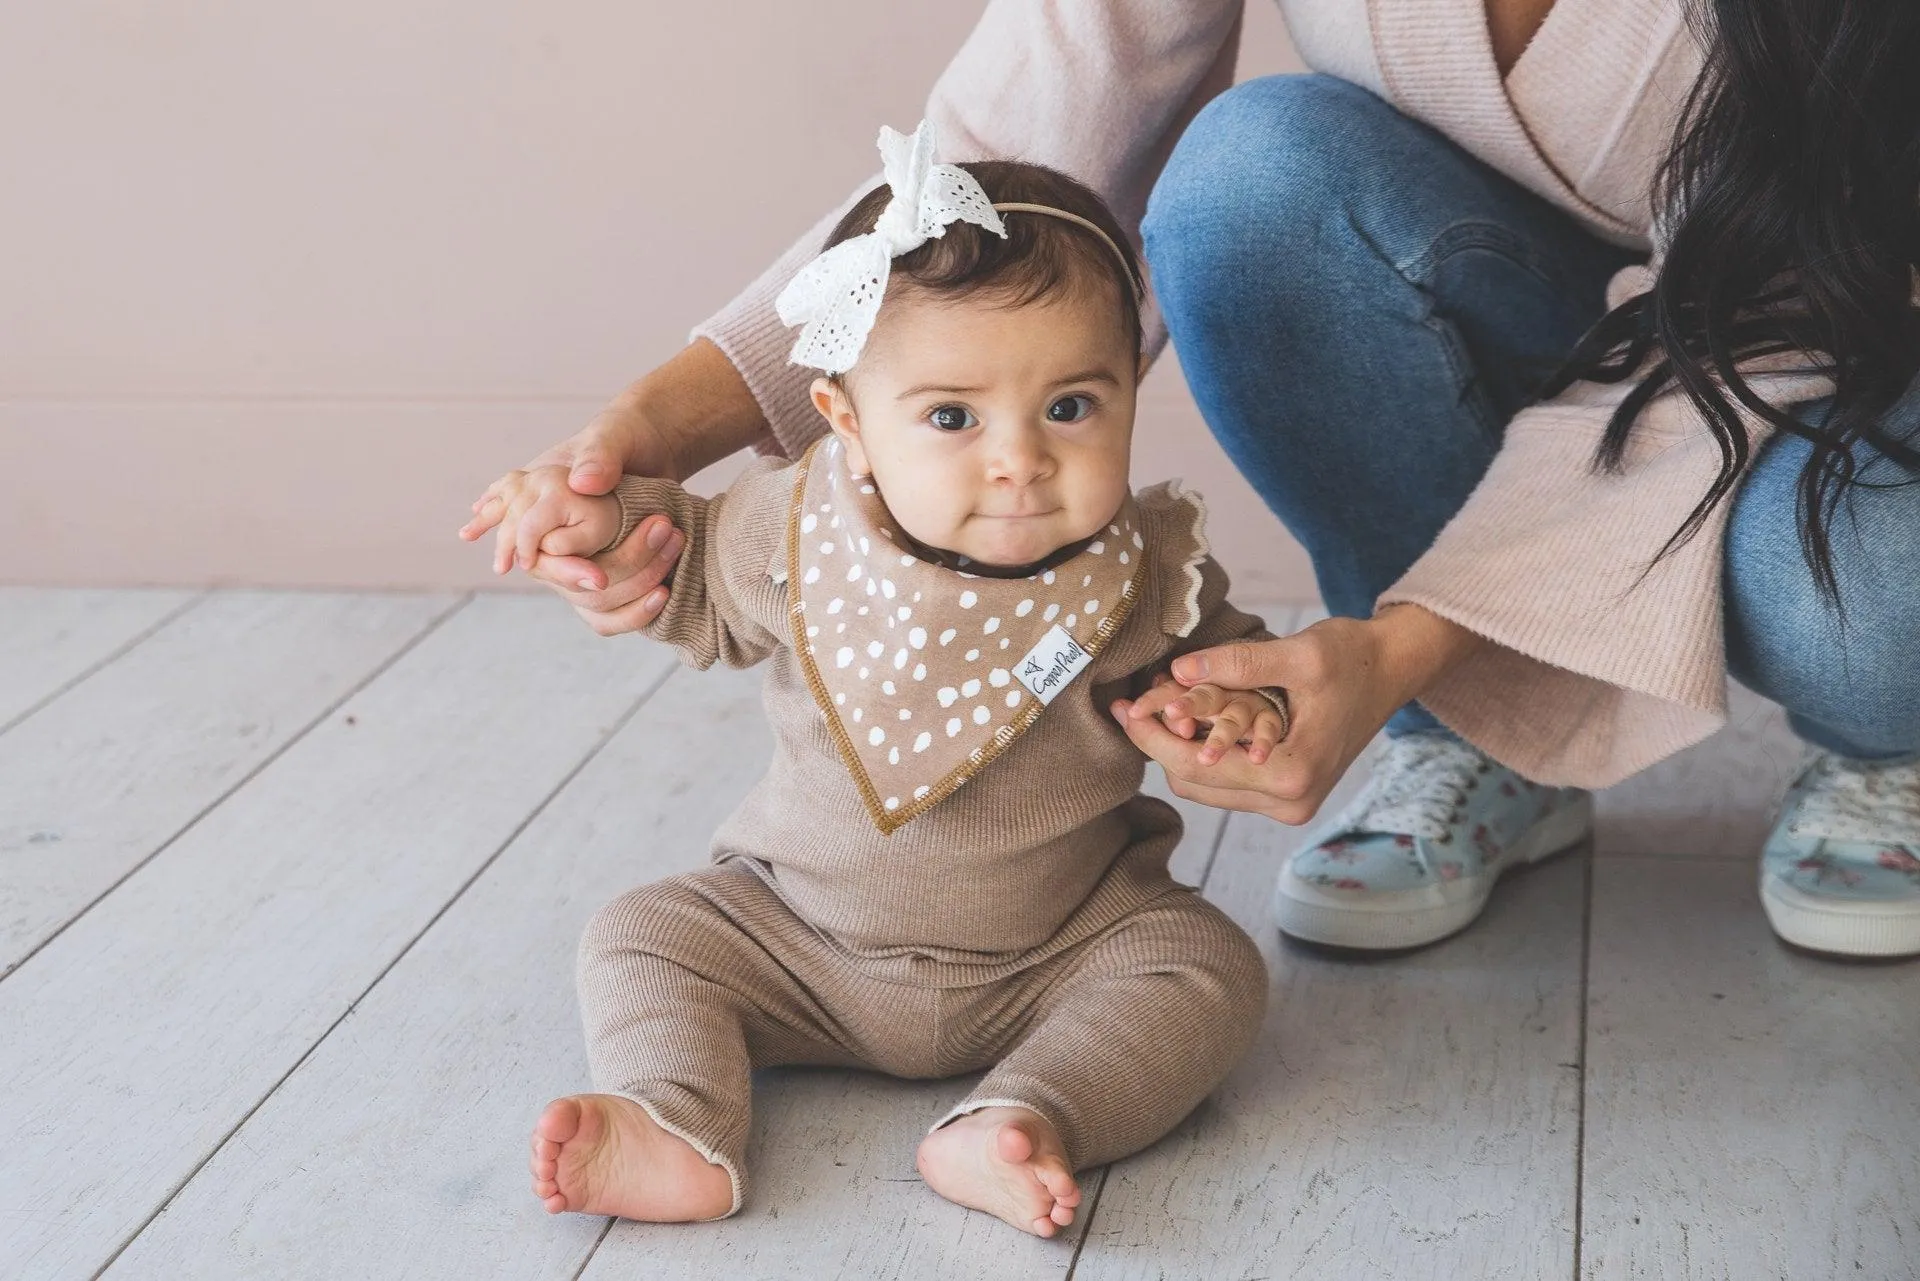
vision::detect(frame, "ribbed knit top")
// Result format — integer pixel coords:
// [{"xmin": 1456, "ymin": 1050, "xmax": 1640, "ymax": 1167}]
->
[{"xmin": 623, "ymin": 456, "xmax": 1276, "ymax": 969}]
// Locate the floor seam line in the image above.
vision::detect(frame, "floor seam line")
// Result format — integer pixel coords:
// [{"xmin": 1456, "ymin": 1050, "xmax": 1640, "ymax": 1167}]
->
[
  {"xmin": 1, "ymin": 592, "xmax": 473, "ymax": 988},
  {"xmin": 1063, "ymin": 1166, "xmax": 1110, "ymax": 1279},
  {"xmin": 87, "ymin": 653, "xmax": 671, "ymax": 1278},
  {"xmin": 1571, "ymin": 844, "xmax": 1597, "ymax": 1281},
  {"xmin": 0, "ymin": 589, "xmax": 208, "ymax": 738},
  {"xmin": 568, "ymin": 1217, "xmax": 618, "ymax": 1280},
  {"xmin": 1194, "ymin": 808, "xmax": 1235, "ymax": 891}
]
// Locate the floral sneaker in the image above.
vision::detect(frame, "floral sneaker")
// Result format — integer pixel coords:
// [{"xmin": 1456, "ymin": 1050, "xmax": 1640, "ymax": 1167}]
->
[
  {"xmin": 1272, "ymin": 732, "xmax": 1593, "ymax": 950},
  {"xmin": 1759, "ymin": 750, "xmax": 1920, "ymax": 958}
]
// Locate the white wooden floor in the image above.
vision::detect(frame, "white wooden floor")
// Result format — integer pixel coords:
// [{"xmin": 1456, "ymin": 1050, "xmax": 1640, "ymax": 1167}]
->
[{"xmin": 2, "ymin": 589, "xmax": 1915, "ymax": 1281}]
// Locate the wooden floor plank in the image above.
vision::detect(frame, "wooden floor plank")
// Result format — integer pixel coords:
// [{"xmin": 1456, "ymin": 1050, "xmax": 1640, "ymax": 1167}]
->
[
  {"xmin": 94, "ymin": 602, "xmax": 1295, "ymax": 1281},
  {"xmin": 1594, "ymin": 683, "xmax": 1804, "ymax": 861},
  {"xmin": 0, "ymin": 587, "xmax": 198, "ymax": 731},
  {"xmin": 1074, "ymin": 770, "xmax": 1588, "ymax": 1280},
  {"xmin": 1581, "ymin": 857, "xmax": 1920, "ymax": 1281},
  {"xmin": 101, "ymin": 666, "xmax": 756, "ymax": 1281},
  {"xmin": 0, "ymin": 596, "xmax": 675, "ymax": 1281},
  {"xmin": 0, "ymin": 591, "xmax": 457, "ymax": 977}
]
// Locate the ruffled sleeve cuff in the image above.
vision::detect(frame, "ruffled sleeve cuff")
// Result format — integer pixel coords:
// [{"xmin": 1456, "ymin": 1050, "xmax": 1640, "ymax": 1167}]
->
[{"xmin": 1132, "ymin": 478, "xmax": 1213, "ymax": 638}]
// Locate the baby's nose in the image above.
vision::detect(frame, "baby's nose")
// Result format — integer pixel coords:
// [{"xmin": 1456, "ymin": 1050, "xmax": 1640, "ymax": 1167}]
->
[{"xmin": 984, "ymin": 429, "xmax": 1050, "ymax": 484}]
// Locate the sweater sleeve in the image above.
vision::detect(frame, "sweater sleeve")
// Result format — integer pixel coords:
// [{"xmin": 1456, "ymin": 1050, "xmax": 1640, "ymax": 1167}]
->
[
  {"xmin": 1375, "ymin": 336, "xmax": 1833, "ymax": 788},
  {"xmin": 609, "ymin": 458, "xmax": 795, "ymax": 671},
  {"xmin": 690, "ymin": 0, "xmax": 1248, "ymax": 459}
]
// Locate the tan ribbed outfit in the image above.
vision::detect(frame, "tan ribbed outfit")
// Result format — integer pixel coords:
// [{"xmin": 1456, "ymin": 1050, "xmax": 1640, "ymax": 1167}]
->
[
  {"xmin": 579, "ymin": 441, "xmax": 1273, "ymax": 1214},
  {"xmin": 687, "ymin": 0, "xmax": 1826, "ymax": 790}
]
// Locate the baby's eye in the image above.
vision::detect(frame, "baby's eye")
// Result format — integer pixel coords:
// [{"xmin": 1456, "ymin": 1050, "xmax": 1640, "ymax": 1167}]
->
[
  {"xmin": 928, "ymin": 405, "xmax": 978, "ymax": 433},
  {"xmin": 1046, "ymin": 395, "xmax": 1096, "ymax": 423}
]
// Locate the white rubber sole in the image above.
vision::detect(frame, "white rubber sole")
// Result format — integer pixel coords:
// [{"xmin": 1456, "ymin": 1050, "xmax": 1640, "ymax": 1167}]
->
[
  {"xmin": 1272, "ymin": 793, "xmax": 1595, "ymax": 951},
  {"xmin": 1759, "ymin": 874, "xmax": 1920, "ymax": 958}
]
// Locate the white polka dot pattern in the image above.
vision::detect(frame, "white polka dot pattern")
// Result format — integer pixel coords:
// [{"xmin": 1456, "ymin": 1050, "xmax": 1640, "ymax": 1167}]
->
[{"xmin": 790, "ymin": 439, "xmax": 1149, "ymax": 830}]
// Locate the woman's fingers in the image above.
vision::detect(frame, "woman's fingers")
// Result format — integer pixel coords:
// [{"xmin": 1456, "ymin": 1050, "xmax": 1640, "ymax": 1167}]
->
[
  {"xmin": 524, "ymin": 553, "xmax": 601, "ymax": 592},
  {"xmin": 1116, "ymin": 700, "xmax": 1264, "ymax": 786},
  {"xmin": 1112, "ymin": 705, "xmax": 1322, "ymax": 823},
  {"xmin": 570, "ymin": 585, "xmax": 670, "ymax": 637},
  {"xmin": 564, "ymin": 434, "xmax": 624, "ymax": 495},
  {"xmin": 525, "ymin": 516, "xmax": 683, "ymax": 613},
  {"xmin": 1170, "ymin": 636, "xmax": 1316, "ymax": 692},
  {"xmin": 586, "ymin": 519, "xmax": 682, "ymax": 605}
]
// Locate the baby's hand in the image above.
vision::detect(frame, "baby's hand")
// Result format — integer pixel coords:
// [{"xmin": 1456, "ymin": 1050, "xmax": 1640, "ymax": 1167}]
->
[
  {"xmin": 1129, "ymin": 677, "xmax": 1289, "ymax": 766},
  {"xmin": 459, "ymin": 464, "xmax": 621, "ymax": 576}
]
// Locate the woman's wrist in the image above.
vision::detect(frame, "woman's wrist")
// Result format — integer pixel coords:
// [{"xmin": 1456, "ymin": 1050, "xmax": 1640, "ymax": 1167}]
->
[
  {"xmin": 1366, "ymin": 603, "xmax": 1481, "ymax": 712},
  {"xmin": 622, "ymin": 338, "xmax": 772, "ymax": 481}
]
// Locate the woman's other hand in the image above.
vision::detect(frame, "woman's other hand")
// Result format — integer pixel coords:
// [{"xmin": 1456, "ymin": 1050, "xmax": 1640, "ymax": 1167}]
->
[{"xmin": 1112, "ymin": 606, "xmax": 1479, "ymax": 824}]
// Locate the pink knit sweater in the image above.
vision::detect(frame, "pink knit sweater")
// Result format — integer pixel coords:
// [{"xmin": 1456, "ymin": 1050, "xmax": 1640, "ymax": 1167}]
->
[{"xmin": 690, "ymin": 0, "xmax": 1827, "ymax": 788}]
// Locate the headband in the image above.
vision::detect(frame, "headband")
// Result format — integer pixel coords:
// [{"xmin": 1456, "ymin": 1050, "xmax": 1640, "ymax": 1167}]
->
[{"xmin": 774, "ymin": 119, "xmax": 1137, "ymax": 374}]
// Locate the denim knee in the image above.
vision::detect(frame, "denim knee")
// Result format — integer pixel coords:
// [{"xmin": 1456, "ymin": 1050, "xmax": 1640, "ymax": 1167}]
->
[
  {"xmin": 1142, "ymin": 74, "xmax": 1419, "ymax": 308},
  {"xmin": 1725, "ymin": 427, "xmax": 1920, "ymax": 759}
]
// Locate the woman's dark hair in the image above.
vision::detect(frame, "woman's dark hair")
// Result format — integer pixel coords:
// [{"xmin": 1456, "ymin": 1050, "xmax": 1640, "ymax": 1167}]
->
[
  {"xmin": 821, "ymin": 160, "xmax": 1145, "ymax": 373},
  {"xmin": 1545, "ymin": 0, "xmax": 1920, "ymax": 606}
]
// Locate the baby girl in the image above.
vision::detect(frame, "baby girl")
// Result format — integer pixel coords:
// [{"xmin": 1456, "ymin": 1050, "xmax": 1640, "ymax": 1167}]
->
[{"xmin": 465, "ymin": 122, "xmax": 1287, "ymax": 1237}]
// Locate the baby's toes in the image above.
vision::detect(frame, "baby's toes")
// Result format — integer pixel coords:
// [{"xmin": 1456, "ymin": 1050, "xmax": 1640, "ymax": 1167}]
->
[{"xmin": 1033, "ymin": 1154, "xmax": 1078, "ymax": 1201}]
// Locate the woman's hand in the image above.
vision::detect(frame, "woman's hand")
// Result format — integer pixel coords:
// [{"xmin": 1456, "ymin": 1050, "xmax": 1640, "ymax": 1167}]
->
[
  {"xmin": 457, "ymin": 338, "xmax": 769, "ymax": 633},
  {"xmin": 1112, "ymin": 606, "xmax": 1479, "ymax": 824}
]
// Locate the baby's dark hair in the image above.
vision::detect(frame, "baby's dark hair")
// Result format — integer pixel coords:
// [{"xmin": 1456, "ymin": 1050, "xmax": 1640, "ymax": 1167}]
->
[{"xmin": 821, "ymin": 160, "xmax": 1145, "ymax": 374}]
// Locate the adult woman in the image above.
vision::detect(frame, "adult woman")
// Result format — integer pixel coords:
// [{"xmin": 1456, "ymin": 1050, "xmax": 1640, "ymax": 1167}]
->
[{"xmin": 469, "ymin": 0, "xmax": 1920, "ymax": 958}]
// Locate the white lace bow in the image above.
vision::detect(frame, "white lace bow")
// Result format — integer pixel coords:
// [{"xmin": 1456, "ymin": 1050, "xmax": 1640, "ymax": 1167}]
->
[{"xmin": 775, "ymin": 119, "xmax": 1006, "ymax": 373}]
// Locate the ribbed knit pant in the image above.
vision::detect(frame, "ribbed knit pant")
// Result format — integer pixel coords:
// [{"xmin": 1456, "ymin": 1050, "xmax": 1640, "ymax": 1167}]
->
[{"xmin": 576, "ymin": 860, "xmax": 1268, "ymax": 1215}]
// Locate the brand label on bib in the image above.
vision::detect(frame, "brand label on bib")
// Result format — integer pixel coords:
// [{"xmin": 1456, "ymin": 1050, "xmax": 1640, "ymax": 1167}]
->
[{"xmin": 1016, "ymin": 624, "xmax": 1091, "ymax": 706}]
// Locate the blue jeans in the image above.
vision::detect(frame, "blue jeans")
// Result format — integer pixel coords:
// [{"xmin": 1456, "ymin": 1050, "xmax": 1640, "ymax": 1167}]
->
[{"xmin": 1142, "ymin": 74, "xmax": 1920, "ymax": 761}]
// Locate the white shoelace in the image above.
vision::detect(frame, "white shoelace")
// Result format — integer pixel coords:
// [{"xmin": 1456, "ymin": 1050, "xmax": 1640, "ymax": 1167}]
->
[
  {"xmin": 1785, "ymin": 750, "xmax": 1920, "ymax": 846},
  {"xmin": 1329, "ymin": 734, "xmax": 1487, "ymax": 841}
]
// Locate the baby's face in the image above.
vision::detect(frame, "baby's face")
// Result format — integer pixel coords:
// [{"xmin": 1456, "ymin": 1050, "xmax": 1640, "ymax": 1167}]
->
[{"xmin": 812, "ymin": 283, "xmax": 1143, "ymax": 568}]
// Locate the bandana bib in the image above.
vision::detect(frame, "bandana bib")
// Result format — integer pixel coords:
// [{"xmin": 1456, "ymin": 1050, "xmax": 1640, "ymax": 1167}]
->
[{"xmin": 783, "ymin": 439, "xmax": 1147, "ymax": 833}]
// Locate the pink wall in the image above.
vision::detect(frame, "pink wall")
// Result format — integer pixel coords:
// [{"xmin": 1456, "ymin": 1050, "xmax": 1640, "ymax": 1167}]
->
[{"xmin": 2, "ymin": 2, "xmax": 1314, "ymax": 598}]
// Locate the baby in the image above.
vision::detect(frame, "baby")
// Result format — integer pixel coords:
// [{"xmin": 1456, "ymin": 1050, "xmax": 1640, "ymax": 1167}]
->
[{"xmin": 467, "ymin": 122, "xmax": 1286, "ymax": 1237}]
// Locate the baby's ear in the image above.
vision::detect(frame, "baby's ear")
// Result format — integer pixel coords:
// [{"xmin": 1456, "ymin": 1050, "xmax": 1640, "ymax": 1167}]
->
[
  {"xmin": 808, "ymin": 375, "xmax": 841, "ymax": 426},
  {"xmin": 812, "ymin": 376, "xmax": 873, "ymax": 473},
  {"xmin": 1136, "ymin": 350, "xmax": 1151, "ymax": 384}
]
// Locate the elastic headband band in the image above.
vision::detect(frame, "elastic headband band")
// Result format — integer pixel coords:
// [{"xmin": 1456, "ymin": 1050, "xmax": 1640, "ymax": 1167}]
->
[{"xmin": 990, "ymin": 202, "xmax": 1141, "ymax": 300}]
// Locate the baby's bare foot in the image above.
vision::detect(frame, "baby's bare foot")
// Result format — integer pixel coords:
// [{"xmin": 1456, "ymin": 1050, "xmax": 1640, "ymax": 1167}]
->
[
  {"xmin": 914, "ymin": 1106, "xmax": 1081, "ymax": 1238},
  {"xmin": 528, "ymin": 1094, "xmax": 733, "ymax": 1222}
]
